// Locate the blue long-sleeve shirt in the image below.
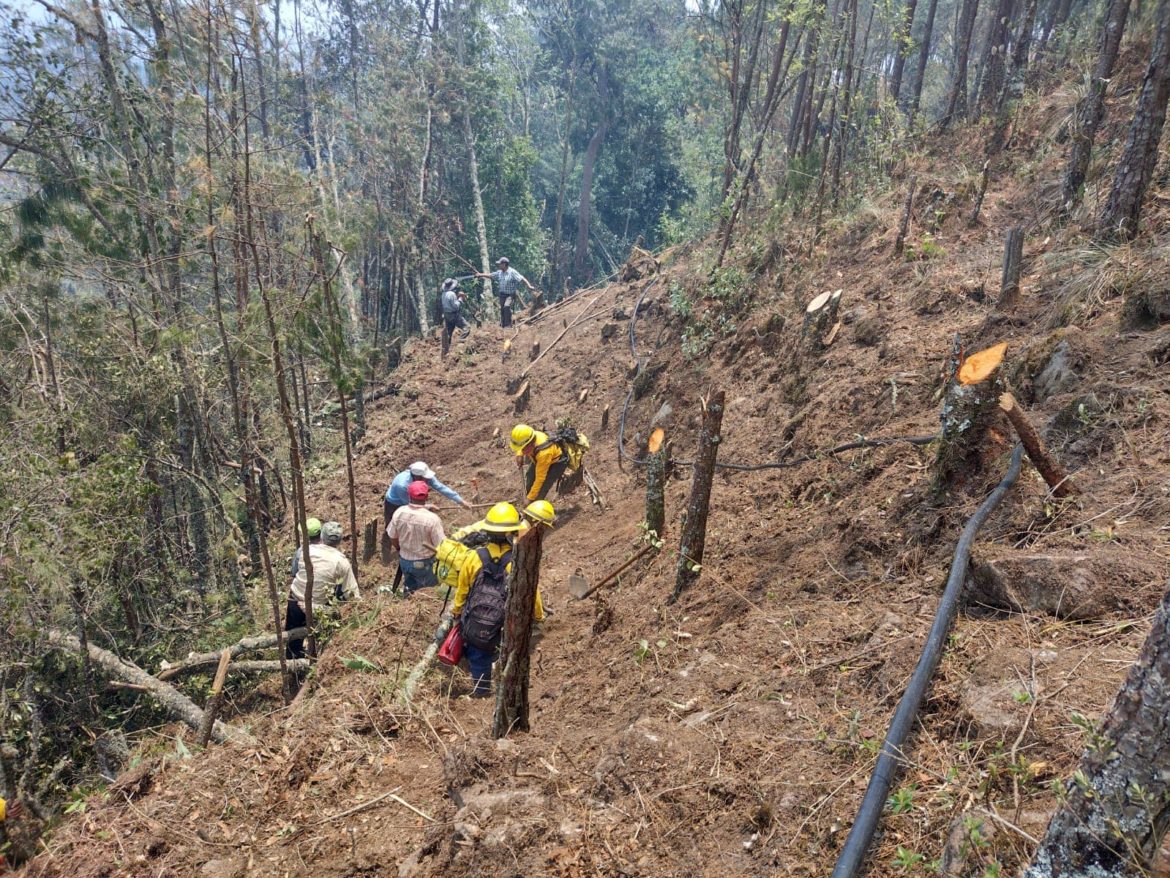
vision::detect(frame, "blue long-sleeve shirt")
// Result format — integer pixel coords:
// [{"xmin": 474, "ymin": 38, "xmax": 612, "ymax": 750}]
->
[{"xmin": 384, "ymin": 469, "xmax": 464, "ymax": 506}]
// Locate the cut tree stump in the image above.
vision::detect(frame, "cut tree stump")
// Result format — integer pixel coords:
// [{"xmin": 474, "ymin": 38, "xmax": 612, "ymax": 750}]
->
[
  {"xmin": 512, "ymin": 380, "xmax": 530, "ymax": 414},
  {"xmin": 670, "ymin": 390, "xmax": 724, "ymax": 603},
  {"xmin": 932, "ymin": 337, "xmax": 1006, "ymax": 495},
  {"xmin": 894, "ymin": 176, "xmax": 917, "ymax": 255},
  {"xmin": 969, "ymin": 160, "xmax": 990, "ymax": 226},
  {"xmin": 801, "ymin": 290, "xmax": 843, "ymax": 351},
  {"xmin": 645, "ymin": 428, "xmax": 667, "ymax": 539},
  {"xmin": 198, "ymin": 649, "xmax": 232, "ymax": 747},
  {"xmin": 493, "ymin": 526, "xmax": 544, "ymax": 738},
  {"xmin": 998, "ymin": 227, "xmax": 1024, "ymax": 311},
  {"xmin": 48, "ymin": 630, "xmax": 254, "ymax": 745},
  {"xmin": 362, "ymin": 517, "xmax": 379, "ymax": 564},
  {"xmin": 999, "ymin": 393, "xmax": 1077, "ymax": 497},
  {"xmin": 578, "ymin": 387, "xmax": 590, "ymax": 403},
  {"xmin": 529, "ymin": 341, "xmax": 541, "ymax": 362},
  {"xmin": 600, "ymin": 404, "xmax": 610, "ymax": 433}
]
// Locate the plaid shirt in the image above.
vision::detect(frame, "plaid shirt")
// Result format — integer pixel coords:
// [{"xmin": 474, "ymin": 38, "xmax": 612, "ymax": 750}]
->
[{"xmin": 490, "ymin": 267, "xmax": 527, "ymax": 299}]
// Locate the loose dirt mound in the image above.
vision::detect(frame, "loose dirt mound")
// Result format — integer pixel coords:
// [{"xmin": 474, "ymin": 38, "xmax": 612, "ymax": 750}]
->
[{"xmin": 22, "ymin": 79, "xmax": 1170, "ymax": 877}]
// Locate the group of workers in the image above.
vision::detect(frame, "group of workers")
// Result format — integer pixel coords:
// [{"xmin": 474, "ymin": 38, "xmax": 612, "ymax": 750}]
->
[
  {"xmin": 441, "ymin": 255, "xmax": 539, "ymax": 357},
  {"xmin": 283, "ymin": 420, "xmax": 586, "ymax": 698}
]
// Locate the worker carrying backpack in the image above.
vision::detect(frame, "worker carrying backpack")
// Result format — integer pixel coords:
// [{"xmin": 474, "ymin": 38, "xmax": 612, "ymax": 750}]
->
[
  {"xmin": 539, "ymin": 426, "xmax": 590, "ymax": 472},
  {"xmin": 461, "ymin": 547, "xmax": 511, "ymax": 650}
]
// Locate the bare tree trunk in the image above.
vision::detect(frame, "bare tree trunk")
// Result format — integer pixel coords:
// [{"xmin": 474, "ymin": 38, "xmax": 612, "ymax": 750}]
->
[
  {"xmin": 1062, "ymin": 0, "xmax": 1131, "ymax": 210},
  {"xmin": 669, "ymin": 391, "xmax": 725, "ymax": 604},
  {"xmin": 908, "ymin": 0, "xmax": 940, "ymax": 121},
  {"xmin": 787, "ymin": 17, "xmax": 821, "ymax": 157},
  {"xmin": 941, "ymin": 0, "xmax": 982, "ymax": 129},
  {"xmin": 977, "ymin": 0, "xmax": 1015, "ymax": 114},
  {"xmin": 1025, "ymin": 581, "xmax": 1170, "ymax": 877},
  {"xmin": 1098, "ymin": 0, "xmax": 1170, "ymax": 240},
  {"xmin": 575, "ymin": 69, "xmax": 610, "ymax": 286},
  {"xmin": 492, "ymin": 526, "xmax": 544, "ymax": 738},
  {"xmin": 721, "ymin": 0, "xmax": 768, "ymax": 199},
  {"xmin": 890, "ymin": 0, "xmax": 920, "ymax": 103},
  {"xmin": 830, "ymin": 0, "xmax": 860, "ymax": 206},
  {"xmin": 241, "ymin": 65, "xmax": 317, "ymax": 659}
]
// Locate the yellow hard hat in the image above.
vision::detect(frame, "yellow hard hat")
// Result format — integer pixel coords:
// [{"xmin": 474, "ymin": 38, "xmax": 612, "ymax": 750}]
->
[
  {"xmin": 509, "ymin": 423, "xmax": 536, "ymax": 454},
  {"xmin": 483, "ymin": 502, "xmax": 523, "ymax": 533},
  {"xmin": 523, "ymin": 500, "xmax": 556, "ymax": 528}
]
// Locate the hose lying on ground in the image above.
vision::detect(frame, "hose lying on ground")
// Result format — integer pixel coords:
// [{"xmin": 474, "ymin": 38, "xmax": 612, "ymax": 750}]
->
[{"xmin": 830, "ymin": 444, "xmax": 1025, "ymax": 878}]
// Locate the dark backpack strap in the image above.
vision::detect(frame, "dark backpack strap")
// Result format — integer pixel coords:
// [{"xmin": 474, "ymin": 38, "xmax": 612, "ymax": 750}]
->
[
  {"xmin": 535, "ymin": 437, "xmax": 566, "ymax": 458},
  {"xmin": 470, "ymin": 546, "xmax": 509, "ymax": 591}
]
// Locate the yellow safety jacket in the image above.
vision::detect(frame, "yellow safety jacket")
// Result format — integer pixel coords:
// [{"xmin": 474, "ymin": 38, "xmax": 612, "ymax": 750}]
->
[
  {"xmin": 524, "ymin": 431, "xmax": 564, "ymax": 502},
  {"xmin": 451, "ymin": 538, "xmax": 544, "ymax": 622},
  {"xmin": 0, "ymin": 797, "xmax": 8, "ymax": 821}
]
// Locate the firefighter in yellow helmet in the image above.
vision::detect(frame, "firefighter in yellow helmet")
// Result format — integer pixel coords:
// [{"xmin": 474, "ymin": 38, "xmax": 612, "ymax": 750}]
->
[
  {"xmin": 448, "ymin": 502, "xmax": 540, "ymax": 697},
  {"xmin": 523, "ymin": 499, "xmax": 556, "ymax": 528},
  {"xmin": 510, "ymin": 423, "xmax": 568, "ymax": 502}
]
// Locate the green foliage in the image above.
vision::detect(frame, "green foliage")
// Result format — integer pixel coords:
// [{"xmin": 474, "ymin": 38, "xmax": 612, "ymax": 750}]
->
[
  {"xmin": 892, "ymin": 846, "xmax": 925, "ymax": 872},
  {"xmin": 340, "ymin": 655, "xmax": 382, "ymax": 673},
  {"xmin": 887, "ymin": 785, "xmax": 916, "ymax": 813}
]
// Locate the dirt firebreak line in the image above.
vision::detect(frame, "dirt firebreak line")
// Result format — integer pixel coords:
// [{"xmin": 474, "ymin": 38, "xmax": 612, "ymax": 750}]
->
[{"xmin": 830, "ymin": 444, "xmax": 1025, "ymax": 878}]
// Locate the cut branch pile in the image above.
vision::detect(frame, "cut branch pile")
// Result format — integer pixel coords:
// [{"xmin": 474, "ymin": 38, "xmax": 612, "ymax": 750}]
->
[
  {"xmin": 159, "ymin": 628, "xmax": 307, "ymax": 680},
  {"xmin": 47, "ymin": 630, "xmax": 255, "ymax": 746}
]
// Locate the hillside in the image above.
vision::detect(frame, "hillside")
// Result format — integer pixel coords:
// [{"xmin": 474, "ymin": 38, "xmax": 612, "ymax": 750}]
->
[{"xmin": 16, "ymin": 60, "xmax": 1170, "ymax": 878}]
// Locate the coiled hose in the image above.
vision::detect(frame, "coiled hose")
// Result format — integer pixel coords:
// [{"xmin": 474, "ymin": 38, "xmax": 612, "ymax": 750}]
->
[{"xmin": 829, "ymin": 444, "xmax": 1025, "ymax": 878}]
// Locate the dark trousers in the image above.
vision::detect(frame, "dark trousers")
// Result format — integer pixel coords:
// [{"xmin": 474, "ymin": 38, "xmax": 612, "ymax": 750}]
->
[
  {"xmin": 526, "ymin": 458, "xmax": 569, "ymax": 500},
  {"xmin": 442, "ymin": 313, "xmax": 470, "ymax": 357},
  {"xmin": 381, "ymin": 500, "xmax": 402, "ymax": 565},
  {"xmin": 285, "ymin": 598, "xmax": 307, "ymax": 659},
  {"xmin": 500, "ymin": 297, "xmax": 513, "ymax": 328},
  {"xmin": 465, "ymin": 638, "xmax": 499, "ymax": 696}
]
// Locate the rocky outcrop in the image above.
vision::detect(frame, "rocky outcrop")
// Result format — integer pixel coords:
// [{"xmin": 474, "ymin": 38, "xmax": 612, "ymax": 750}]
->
[{"xmin": 965, "ymin": 552, "xmax": 1154, "ymax": 620}]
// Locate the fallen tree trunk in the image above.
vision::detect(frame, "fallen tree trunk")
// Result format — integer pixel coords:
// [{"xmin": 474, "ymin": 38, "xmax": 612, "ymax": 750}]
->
[
  {"xmin": 47, "ymin": 630, "xmax": 255, "ymax": 745},
  {"xmin": 399, "ymin": 643, "xmax": 439, "ymax": 707},
  {"xmin": 206, "ymin": 659, "xmax": 310, "ymax": 675},
  {"xmin": 159, "ymin": 628, "xmax": 308, "ymax": 680}
]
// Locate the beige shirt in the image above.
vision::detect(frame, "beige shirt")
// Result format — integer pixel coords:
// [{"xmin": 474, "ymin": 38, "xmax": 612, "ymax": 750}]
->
[
  {"xmin": 388, "ymin": 503, "xmax": 446, "ymax": 561},
  {"xmin": 289, "ymin": 543, "xmax": 360, "ymax": 612}
]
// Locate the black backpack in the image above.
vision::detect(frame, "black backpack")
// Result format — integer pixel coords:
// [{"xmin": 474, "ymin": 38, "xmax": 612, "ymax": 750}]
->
[
  {"xmin": 461, "ymin": 547, "xmax": 511, "ymax": 650},
  {"xmin": 458, "ymin": 529, "xmax": 491, "ymax": 549}
]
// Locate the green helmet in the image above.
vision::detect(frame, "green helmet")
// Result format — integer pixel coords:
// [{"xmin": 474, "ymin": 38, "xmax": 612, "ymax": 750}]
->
[{"xmin": 304, "ymin": 517, "xmax": 322, "ymax": 538}]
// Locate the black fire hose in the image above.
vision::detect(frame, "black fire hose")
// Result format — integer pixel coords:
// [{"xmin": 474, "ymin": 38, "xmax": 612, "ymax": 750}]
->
[{"xmin": 830, "ymin": 444, "xmax": 1025, "ymax": 878}]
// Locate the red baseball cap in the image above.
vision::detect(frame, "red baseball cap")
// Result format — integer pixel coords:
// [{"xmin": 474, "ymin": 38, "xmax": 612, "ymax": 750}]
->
[{"xmin": 407, "ymin": 481, "xmax": 430, "ymax": 502}]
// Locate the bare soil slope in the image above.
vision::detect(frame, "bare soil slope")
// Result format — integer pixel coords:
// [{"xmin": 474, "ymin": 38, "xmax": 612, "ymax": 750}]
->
[{"xmin": 21, "ymin": 65, "xmax": 1170, "ymax": 878}]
